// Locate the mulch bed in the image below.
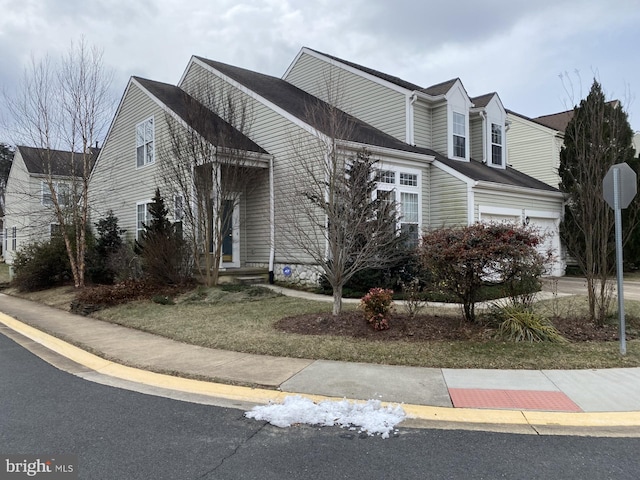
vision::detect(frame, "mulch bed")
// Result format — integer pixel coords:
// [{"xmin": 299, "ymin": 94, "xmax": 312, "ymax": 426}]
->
[{"xmin": 274, "ymin": 311, "xmax": 637, "ymax": 342}]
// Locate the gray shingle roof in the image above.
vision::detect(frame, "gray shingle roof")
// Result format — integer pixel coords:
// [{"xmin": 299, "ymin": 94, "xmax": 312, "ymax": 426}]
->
[
  {"xmin": 438, "ymin": 156, "xmax": 560, "ymax": 192},
  {"xmin": 195, "ymin": 56, "xmax": 559, "ymax": 193},
  {"xmin": 134, "ymin": 77, "xmax": 268, "ymax": 155},
  {"xmin": 18, "ymin": 145, "xmax": 98, "ymax": 177},
  {"xmin": 304, "ymin": 48, "xmax": 459, "ymax": 97},
  {"xmin": 304, "ymin": 48, "xmax": 425, "ymax": 91},
  {"xmin": 422, "ymin": 78, "xmax": 459, "ymax": 96},
  {"xmin": 195, "ymin": 56, "xmax": 432, "ymax": 156},
  {"xmin": 471, "ymin": 93, "xmax": 496, "ymax": 109}
]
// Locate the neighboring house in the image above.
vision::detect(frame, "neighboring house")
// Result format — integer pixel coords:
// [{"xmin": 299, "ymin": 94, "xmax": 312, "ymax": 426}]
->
[
  {"xmin": 506, "ymin": 110, "xmax": 565, "ymax": 188},
  {"xmin": 3, "ymin": 146, "xmax": 98, "ymax": 264},
  {"xmin": 89, "ymin": 48, "xmax": 566, "ymax": 281},
  {"xmin": 506, "ymin": 101, "xmax": 632, "ymax": 189},
  {"xmin": 634, "ymin": 132, "xmax": 640, "ymax": 156}
]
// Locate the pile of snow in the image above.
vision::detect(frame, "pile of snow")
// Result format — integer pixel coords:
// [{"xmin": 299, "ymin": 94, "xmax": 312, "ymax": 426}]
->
[{"xmin": 245, "ymin": 395, "xmax": 406, "ymax": 439}]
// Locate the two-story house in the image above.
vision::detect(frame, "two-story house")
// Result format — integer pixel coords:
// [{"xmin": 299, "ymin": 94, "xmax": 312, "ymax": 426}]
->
[
  {"xmin": 88, "ymin": 48, "xmax": 566, "ymax": 283},
  {"xmin": 284, "ymin": 48, "xmax": 565, "ymax": 275},
  {"xmin": 3, "ymin": 146, "xmax": 97, "ymax": 264}
]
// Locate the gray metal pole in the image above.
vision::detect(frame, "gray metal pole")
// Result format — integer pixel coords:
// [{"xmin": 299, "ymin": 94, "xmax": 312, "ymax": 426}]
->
[{"xmin": 614, "ymin": 167, "xmax": 626, "ymax": 355}]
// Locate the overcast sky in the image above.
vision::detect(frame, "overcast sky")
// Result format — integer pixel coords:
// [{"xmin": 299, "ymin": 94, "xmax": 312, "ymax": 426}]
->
[{"xmin": 1, "ymin": 0, "xmax": 639, "ymax": 144}]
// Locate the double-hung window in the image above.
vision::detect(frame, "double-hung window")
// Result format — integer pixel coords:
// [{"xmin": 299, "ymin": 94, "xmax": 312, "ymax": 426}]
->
[
  {"xmin": 453, "ymin": 112, "xmax": 466, "ymax": 158},
  {"xmin": 136, "ymin": 202, "xmax": 152, "ymax": 240},
  {"xmin": 491, "ymin": 123, "xmax": 503, "ymax": 166},
  {"xmin": 11, "ymin": 227, "xmax": 16, "ymax": 250},
  {"xmin": 41, "ymin": 181, "xmax": 70, "ymax": 206},
  {"xmin": 136, "ymin": 117, "xmax": 155, "ymax": 167},
  {"xmin": 376, "ymin": 167, "xmax": 421, "ymax": 248}
]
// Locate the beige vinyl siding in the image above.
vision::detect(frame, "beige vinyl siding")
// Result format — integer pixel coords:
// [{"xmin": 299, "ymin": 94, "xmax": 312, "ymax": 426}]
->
[
  {"xmin": 421, "ymin": 165, "xmax": 430, "ymax": 228},
  {"xmin": 506, "ymin": 113, "xmax": 561, "ymax": 188},
  {"xmin": 243, "ymin": 168, "xmax": 271, "ymax": 263},
  {"xmin": 413, "ymin": 103, "xmax": 432, "ymax": 148},
  {"xmin": 428, "ymin": 167, "xmax": 468, "ymax": 227},
  {"xmin": 470, "ymin": 116, "xmax": 484, "ymax": 161},
  {"xmin": 431, "ymin": 104, "xmax": 448, "ymax": 156},
  {"xmin": 285, "ymin": 52, "xmax": 408, "ymax": 142},
  {"xmin": 89, "ymin": 82, "xmax": 165, "ymax": 242},
  {"xmin": 3, "ymin": 154, "xmax": 59, "ymax": 263},
  {"xmin": 473, "ymin": 188, "xmax": 563, "ymax": 221},
  {"xmin": 181, "ymin": 61, "xmax": 326, "ymax": 265}
]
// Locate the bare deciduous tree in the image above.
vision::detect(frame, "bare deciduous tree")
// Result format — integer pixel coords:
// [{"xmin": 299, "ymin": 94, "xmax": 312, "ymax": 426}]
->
[
  {"xmin": 158, "ymin": 83, "xmax": 267, "ymax": 286},
  {"xmin": 4, "ymin": 39, "xmax": 113, "ymax": 288},
  {"xmin": 285, "ymin": 96, "xmax": 405, "ymax": 315}
]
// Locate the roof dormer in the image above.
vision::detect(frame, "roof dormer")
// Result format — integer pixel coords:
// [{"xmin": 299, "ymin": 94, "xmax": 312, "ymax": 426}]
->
[
  {"xmin": 470, "ymin": 93, "xmax": 507, "ymax": 169},
  {"xmin": 444, "ymin": 79, "xmax": 473, "ymax": 161}
]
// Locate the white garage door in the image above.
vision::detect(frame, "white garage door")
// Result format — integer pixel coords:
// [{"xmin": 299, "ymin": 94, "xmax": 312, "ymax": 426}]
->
[{"xmin": 480, "ymin": 213, "xmax": 564, "ymax": 276}]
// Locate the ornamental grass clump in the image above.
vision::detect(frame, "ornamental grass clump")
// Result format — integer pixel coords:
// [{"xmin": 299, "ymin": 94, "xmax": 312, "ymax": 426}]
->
[
  {"xmin": 360, "ymin": 288, "xmax": 394, "ymax": 331},
  {"xmin": 492, "ymin": 305, "xmax": 567, "ymax": 343}
]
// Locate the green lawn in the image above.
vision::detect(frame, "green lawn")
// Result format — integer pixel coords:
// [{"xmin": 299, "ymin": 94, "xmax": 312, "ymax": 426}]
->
[
  {"xmin": 5, "ymin": 283, "xmax": 640, "ymax": 369},
  {"xmin": 89, "ymin": 285, "xmax": 640, "ymax": 370}
]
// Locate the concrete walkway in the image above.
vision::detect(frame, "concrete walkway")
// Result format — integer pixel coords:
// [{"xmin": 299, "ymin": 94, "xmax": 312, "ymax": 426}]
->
[{"xmin": 1, "ymin": 282, "xmax": 640, "ymax": 433}]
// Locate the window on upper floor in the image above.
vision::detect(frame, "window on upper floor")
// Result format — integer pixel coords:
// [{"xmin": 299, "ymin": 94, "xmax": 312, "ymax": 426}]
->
[
  {"xmin": 136, "ymin": 117, "xmax": 155, "ymax": 167},
  {"xmin": 42, "ymin": 181, "xmax": 71, "ymax": 206},
  {"xmin": 491, "ymin": 123, "xmax": 503, "ymax": 166},
  {"xmin": 453, "ymin": 112, "xmax": 466, "ymax": 158}
]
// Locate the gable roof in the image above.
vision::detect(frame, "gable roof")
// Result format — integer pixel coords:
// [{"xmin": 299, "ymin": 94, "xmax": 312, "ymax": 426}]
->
[
  {"xmin": 422, "ymin": 78, "xmax": 460, "ymax": 96},
  {"xmin": 302, "ymin": 48, "xmax": 461, "ymax": 98},
  {"xmin": 471, "ymin": 93, "xmax": 497, "ymax": 109},
  {"xmin": 533, "ymin": 110, "xmax": 574, "ymax": 132},
  {"xmin": 17, "ymin": 145, "xmax": 99, "ymax": 177},
  {"xmin": 133, "ymin": 77, "xmax": 268, "ymax": 155},
  {"xmin": 194, "ymin": 56, "xmax": 433, "ymax": 156},
  {"xmin": 303, "ymin": 48, "xmax": 425, "ymax": 92},
  {"xmin": 194, "ymin": 56, "xmax": 559, "ymax": 194}
]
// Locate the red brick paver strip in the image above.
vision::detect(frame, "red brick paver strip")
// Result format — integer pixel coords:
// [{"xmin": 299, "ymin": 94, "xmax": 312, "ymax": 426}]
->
[{"xmin": 448, "ymin": 388, "xmax": 582, "ymax": 412}]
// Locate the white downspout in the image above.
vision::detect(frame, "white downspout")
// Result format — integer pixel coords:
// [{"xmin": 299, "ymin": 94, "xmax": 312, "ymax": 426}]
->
[
  {"xmin": 479, "ymin": 110, "xmax": 487, "ymax": 164},
  {"xmin": 268, "ymin": 156, "xmax": 275, "ymax": 283},
  {"xmin": 407, "ymin": 93, "xmax": 418, "ymax": 145}
]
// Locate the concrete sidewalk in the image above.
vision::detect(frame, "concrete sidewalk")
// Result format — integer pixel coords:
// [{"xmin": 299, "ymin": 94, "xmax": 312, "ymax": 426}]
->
[{"xmin": 2, "ymin": 289, "xmax": 640, "ymax": 432}]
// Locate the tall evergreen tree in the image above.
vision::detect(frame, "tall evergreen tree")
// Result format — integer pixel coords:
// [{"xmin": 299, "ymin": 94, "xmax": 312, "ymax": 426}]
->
[
  {"xmin": 137, "ymin": 188, "xmax": 190, "ymax": 285},
  {"xmin": 559, "ymin": 80, "xmax": 638, "ymax": 325}
]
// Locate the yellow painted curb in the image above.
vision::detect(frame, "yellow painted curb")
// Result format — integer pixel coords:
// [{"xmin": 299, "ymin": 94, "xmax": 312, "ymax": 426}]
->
[{"xmin": 3, "ymin": 312, "xmax": 640, "ymax": 428}]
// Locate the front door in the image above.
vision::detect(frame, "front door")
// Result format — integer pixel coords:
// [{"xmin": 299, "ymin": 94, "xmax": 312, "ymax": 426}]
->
[{"xmin": 220, "ymin": 198, "xmax": 240, "ymax": 268}]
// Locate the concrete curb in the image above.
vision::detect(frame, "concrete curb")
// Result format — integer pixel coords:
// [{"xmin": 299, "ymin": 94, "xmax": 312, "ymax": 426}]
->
[{"xmin": 3, "ymin": 312, "xmax": 640, "ymax": 431}]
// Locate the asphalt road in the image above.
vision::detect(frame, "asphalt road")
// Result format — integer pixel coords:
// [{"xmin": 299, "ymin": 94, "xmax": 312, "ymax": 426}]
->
[{"xmin": 3, "ymin": 331, "xmax": 640, "ymax": 479}]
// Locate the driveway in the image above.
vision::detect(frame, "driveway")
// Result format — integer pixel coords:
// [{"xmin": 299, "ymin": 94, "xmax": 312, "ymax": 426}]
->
[{"xmin": 542, "ymin": 276, "xmax": 640, "ymax": 302}]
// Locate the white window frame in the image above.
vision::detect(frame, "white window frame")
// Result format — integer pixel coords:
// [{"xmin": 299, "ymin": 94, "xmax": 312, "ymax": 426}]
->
[
  {"xmin": 136, "ymin": 117, "xmax": 155, "ymax": 168},
  {"xmin": 376, "ymin": 165, "xmax": 422, "ymax": 247},
  {"xmin": 41, "ymin": 181, "xmax": 71, "ymax": 206},
  {"xmin": 136, "ymin": 201, "xmax": 152, "ymax": 240},
  {"xmin": 491, "ymin": 123, "xmax": 503, "ymax": 167},
  {"xmin": 11, "ymin": 226, "xmax": 16, "ymax": 250},
  {"xmin": 173, "ymin": 193, "xmax": 185, "ymax": 222},
  {"xmin": 452, "ymin": 111, "xmax": 466, "ymax": 159}
]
